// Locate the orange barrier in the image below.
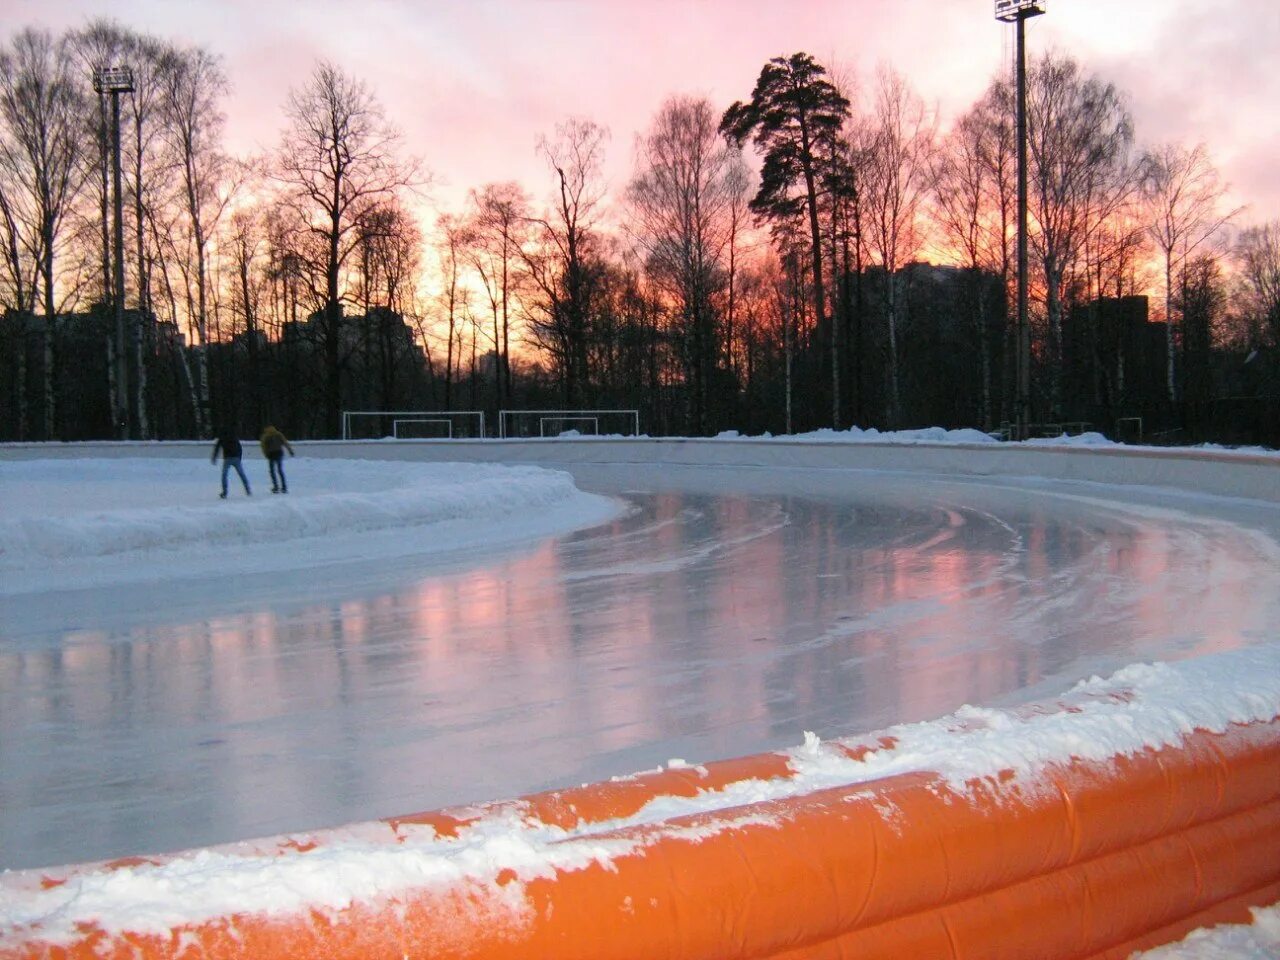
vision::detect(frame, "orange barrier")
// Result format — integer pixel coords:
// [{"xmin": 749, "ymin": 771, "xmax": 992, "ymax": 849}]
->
[{"xmin": 3, "ymin": 713, "xmax": 1278, "ymax": 960}]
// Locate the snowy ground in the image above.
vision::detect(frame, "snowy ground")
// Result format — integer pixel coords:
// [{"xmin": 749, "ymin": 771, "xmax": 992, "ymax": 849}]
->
[
  {"xmin": 0, "ymin": 457, "xmax": 620, "ymax": 595},
  {"xmin": 2, "ymin": 447, "xmax": 1279, "ymax": 956}
]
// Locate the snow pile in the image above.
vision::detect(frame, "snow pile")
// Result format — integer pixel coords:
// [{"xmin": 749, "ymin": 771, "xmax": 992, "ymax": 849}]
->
[
  {"xmin": 0, "ymin": 458, "xmax": 619, "ymax": 594},
  {"xmin": 705, "ymin": 425, "xmax": 1279, "ymax": 455},
  {"xmin": 1022, "ymin": 431, "xmax": 1116, "ymax": 447},
  {"xmin": 1132, "ymin": 905, "xmax": 1280, "ymax": 959},
  {"xmin": 4, "ymin": 640, "xmax": 1278, "ymax": 944},
  {"xmin": 713, "ymin": 425, "xmax": 999, "ymax": 445}
]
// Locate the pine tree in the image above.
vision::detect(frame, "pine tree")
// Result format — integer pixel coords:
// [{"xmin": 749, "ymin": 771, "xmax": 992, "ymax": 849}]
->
[{"xmin": 721, "ymin": 53, "xmax": 850, "ymax": 428}]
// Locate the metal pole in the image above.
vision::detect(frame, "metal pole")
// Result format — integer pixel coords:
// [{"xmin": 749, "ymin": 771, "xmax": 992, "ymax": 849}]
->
[
  {"xmin": 111, "ymin": 89, "xmax": 128, "ymax": 440},
  {"xmin": 1015, "ymin": 12, "xmax": 1031, "ymax": 441}
]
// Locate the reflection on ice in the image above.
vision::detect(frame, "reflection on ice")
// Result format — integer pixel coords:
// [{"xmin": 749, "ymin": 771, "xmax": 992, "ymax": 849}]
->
[{"xmin": 2, "ymin": 467, "xmax": 1278, "ymax": 869}]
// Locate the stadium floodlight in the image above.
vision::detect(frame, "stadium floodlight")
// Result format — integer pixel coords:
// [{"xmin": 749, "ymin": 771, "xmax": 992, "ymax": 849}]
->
[
  {"xmin": 994, "ymin": 0, "xmax": 1044, "ymax": 22},
  {"xmin": 994, "ymin": 0, "xmax": 1044, "ymax": 440},
  {"xmin": 92, "ymin": 66, "xmax": 135, "ymax": 93},
  {"xmin": 92, "ymin": 65, "xmax": 135, "ymax": 440}
]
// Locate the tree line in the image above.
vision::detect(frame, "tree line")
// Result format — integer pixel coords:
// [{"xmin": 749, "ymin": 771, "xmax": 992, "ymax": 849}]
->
[{"xmin": 1, "ymin": 21, "xmax": 1278, "ymax": 444}]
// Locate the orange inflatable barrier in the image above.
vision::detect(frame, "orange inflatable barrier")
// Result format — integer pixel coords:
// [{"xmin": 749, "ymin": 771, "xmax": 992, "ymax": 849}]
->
[{"xmin": 3, "ymin": 712, "xmax": 1278, "ymax": 960}]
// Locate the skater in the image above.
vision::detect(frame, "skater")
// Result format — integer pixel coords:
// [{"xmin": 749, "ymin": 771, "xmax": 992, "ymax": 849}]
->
[
  {"xmin": 259, "ymin": 424, "xmax": 295, "ymax": 493},
  {"xmin": 211, "ymin": 430, "xmax": 251, "ymax": 498}
]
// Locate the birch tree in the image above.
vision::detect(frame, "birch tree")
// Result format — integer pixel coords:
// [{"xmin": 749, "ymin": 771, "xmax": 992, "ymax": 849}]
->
[{"xmin": 1142, "ymin": 142, "xmax": 1240, "ymax": 399}]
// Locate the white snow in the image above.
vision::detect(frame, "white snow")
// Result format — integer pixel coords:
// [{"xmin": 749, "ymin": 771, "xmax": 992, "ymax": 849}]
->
[
  {"xmin": 712, "ymin": 425, "xmax": 1000, "ymax": 445},
  {"xmin": 706, "ymin": 424, "xmax": 1279, "ymax": 456},
  {"xmin": 4, "ymin": 640, "xmax": 1278, "ymax": 946},
  {"xmin": 1132, "ymin": 905, "xmax": 1280, "ymax": 959},
  {"xmin": 0, "ymin": 458, "xmax": 621, "ymax": 595}
]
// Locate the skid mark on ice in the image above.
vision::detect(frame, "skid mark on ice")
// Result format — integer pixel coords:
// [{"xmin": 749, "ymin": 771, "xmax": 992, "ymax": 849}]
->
[{"xmin": 559, "ymin": 502, "xmax": 791, "ymax": 582}]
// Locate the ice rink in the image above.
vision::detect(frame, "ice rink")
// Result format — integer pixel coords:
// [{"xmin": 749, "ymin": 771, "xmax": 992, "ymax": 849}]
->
[{"xmin": 3, "ymin": 448, "xmax": 1280, "ymax": 872}]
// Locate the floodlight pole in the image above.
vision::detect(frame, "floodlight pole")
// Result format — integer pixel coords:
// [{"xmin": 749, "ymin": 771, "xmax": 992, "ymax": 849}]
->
[
  {"xmin": 996, "ymin": 1, "xmax": 1044, "ymax": 440},
  {"xmin": 93, "ymin": 66, "xmax": 134, "ymax": 440}
]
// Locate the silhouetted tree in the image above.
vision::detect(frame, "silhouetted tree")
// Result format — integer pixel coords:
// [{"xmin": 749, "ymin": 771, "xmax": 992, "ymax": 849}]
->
[
  {"xmin": 0, "ymin": 28, "xmax": 88, "ymax": 438},
  {"xmin": 863, "ymin": 66, "xmax": 935, "ymax": 426},
  {"xmin": 721, "ymin": 52, "xmax": 850, "ymax": 426},
  {"xmin": 159, "ymin": 45, "xmax": 234, "ymax": 435},
  {"xmin": 629, "ymin": 95, "xmax": 743, "ymax": 433},
  {"xmin": 275, "ymin": 60, "xmax": 419, "ymax": 436},
  {"xmin": 1142, "ymin": 142, "xmax": 1240, "ymax": 399},
  {"xmin": 525, "ymin": 118, "xmax": 608, "ymax": 404},
  {"xmin": 464, "ymin": 181, "xmax": 528, "ymax": 411},
  {"xmin": 1237, "ymin": 223, "xmax": 1280, "ymax": 348},
  {"xmin": 1026, "ymin": 53, "xmax": 1132, "ymax": 416}
]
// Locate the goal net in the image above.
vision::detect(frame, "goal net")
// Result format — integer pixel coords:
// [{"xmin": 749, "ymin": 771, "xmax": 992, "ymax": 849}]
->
[
  {"xmin": 342, "ymin": 410, "xmax": 486, "ymax": 440},
  {"xmin": 498, "ymin": 409, "xmax": 641, "ymax": 439}
]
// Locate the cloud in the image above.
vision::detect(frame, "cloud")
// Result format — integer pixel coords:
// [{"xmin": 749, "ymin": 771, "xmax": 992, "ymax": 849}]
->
[{"xmin": 5, "ymin": 0, "xmax": 1276, "ymax": 222}]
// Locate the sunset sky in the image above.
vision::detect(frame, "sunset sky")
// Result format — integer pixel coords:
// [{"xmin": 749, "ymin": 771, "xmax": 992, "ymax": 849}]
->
[{"xmin": 9, "ymin": 0, "xmax": 1280, "ymax": 227}]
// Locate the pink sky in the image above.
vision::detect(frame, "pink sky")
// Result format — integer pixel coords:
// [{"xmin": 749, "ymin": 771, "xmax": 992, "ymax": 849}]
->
[{"xmin": 9, "ymin": 0, "xmax": 1280, "ymax": 226}]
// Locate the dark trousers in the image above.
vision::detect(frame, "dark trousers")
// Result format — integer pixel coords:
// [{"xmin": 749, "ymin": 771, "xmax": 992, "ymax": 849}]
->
[{"xmin": 268, "ymin": 454, "xmax": 287, "ymax": 492}]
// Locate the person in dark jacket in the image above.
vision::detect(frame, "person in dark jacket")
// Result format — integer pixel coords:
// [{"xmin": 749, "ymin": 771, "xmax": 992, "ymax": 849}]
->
[
  {"xmin": 211, "ymin": 431, "xmax": 251, "ymax": 499},
  {"xmin": 259, "ymin": 425, "xmax": 295, "ymax": 493}
]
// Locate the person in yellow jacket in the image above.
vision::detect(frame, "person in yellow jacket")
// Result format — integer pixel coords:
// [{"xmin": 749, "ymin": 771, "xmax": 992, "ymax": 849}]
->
[{"xmin": 259, "ymin": 425, "xmax": 295, "ymax": 493}]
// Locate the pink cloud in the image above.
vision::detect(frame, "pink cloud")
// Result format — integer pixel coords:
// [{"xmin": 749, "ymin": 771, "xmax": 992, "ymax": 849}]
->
[{"xmin": 6, "ymin": 0, "xmax": 1276, "ymax": 225}]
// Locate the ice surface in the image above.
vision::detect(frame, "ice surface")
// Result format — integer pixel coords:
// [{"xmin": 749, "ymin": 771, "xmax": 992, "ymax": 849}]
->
[
  {"xmin": 2, "ymin": 451, "xmax": 1280, "ymax": 956},
  {"xmin": 3, "ymin": 460, "xmax": 1280, "ymax": 874}
]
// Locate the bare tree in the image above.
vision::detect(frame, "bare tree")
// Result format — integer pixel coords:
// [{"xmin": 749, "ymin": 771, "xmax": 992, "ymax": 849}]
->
[
  {"xmin": 352, "ymin": 198, "xmax": 422, "ymax": 411},
  {"xmin": 863, "ymin": 66, "xmax": 935, "ymax": 426},
  {"xmin": 1237, "ymin": 222, "xmax": 1280, "ymax": 347},
  {"xmin": 525, "ymin": 117, "xmax": 608, "ymax": 404},
  {"xmin": 465, "ymin": 181, "xmax": 529, "ymax": 410},
  {"xmin": 0, "ymin": 28, "xmax": 89, "ymax": 439},
  {"xmin": 0, "ymin": 164, "xmax": 31, "ymax": 314},
  {"xmin": 226, "ymin": 207, "xmax": 266, "ymax": 424},
  {"xmin": 433, "ymin": 212, "xmax": 469, "ymax": 409},
  {"xmin": 933, "ymin": 98, "xmax": 1004, "ymax": 428},
  {"xmin": 275, "ymin": 60, "xmax": 420, "ymax": 435},
  {"xmin": 628, "ymin": 95, "xmax": 741, "ymax": 433},
  {"xmin": 1026, "ymin": 53, "xmax": 1132, "ymax": 416},
  {"xmin": 1142, "ymin": 142, "xmax": 1241, "ymax": 399},
  {"xmin": 159, "ymin": 45, "xmax": 234, "ymax": 435}
]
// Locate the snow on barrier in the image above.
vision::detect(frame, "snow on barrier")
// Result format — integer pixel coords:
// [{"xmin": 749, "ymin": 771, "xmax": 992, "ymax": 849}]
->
[{"xmin": 3, "ymin": 651, "xmax": 1279, "ymax": 960}]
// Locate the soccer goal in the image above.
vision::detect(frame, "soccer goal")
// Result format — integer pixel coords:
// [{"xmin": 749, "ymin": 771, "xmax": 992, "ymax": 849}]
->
[
  {"xmin": 342, "ymin": 410, "xmax": 487, "ymax": 440},
  {"xmin": 498, "ymin": 409, "xmax": 641, "ymax": 439},
  {"xmin": 393, "ymin": 418, "xmax": 454, "ymax": 439}
]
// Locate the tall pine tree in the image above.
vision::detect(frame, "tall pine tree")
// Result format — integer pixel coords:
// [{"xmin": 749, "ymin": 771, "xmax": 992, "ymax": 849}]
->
[{"xmin": 721, "ymin": 53, "xmax": 850, "ymax": 427}]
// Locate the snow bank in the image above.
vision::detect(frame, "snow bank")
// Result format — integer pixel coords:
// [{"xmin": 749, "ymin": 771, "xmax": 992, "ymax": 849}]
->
[
  {"xmin": 0, "ymin": 458, "xmax": 620, "ymax": 594},
  {"xmin": 709, "ymin": 424, "xmax": 1279, "ymax": 455},
  {"xmin": 1132, "ymin": 905, "xmax": 1280, "ymax": 959},
  {"xmin": 5, "ymin": 640, "xmax": 1277, "ymax": 944},
  {"xmin": 713, "ymin": 425, "xmax": 999, "ymax": 445}
]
